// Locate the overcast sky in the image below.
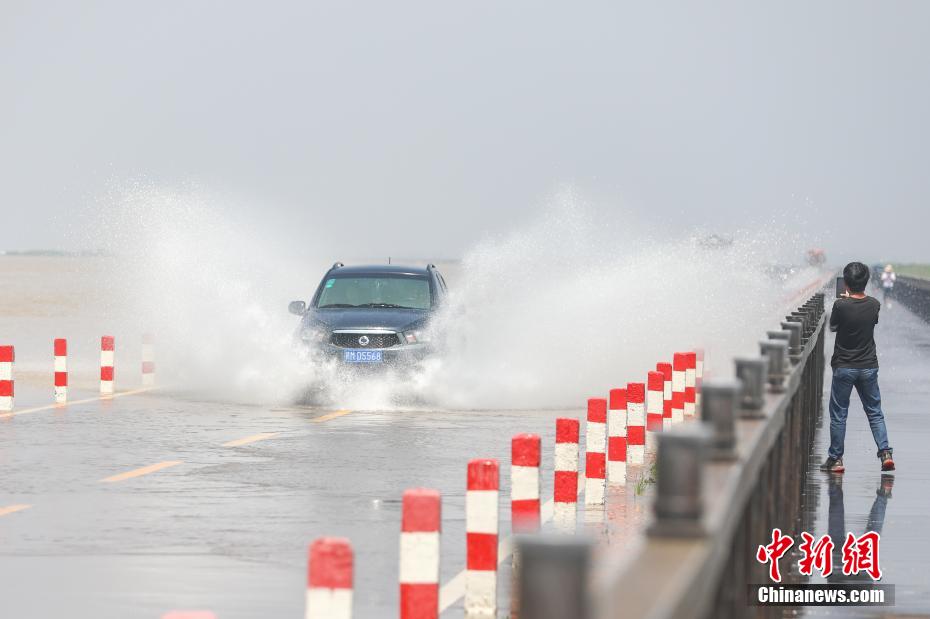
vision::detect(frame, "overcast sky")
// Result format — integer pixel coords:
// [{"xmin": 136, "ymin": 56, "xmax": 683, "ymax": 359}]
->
[{"xmin": 2, "ymin": 1, "xmax": 929, "ymax": 263}]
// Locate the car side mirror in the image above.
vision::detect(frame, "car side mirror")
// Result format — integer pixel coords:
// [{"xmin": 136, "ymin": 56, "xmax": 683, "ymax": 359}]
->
[{"xmin": 288, "ymin": 300, "xmax": 307, "ymax": 315}]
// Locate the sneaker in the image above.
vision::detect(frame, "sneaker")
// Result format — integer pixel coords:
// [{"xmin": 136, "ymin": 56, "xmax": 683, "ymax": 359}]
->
[
  {"xmin": 819, "ymin": 457, "xmax": 845, "ymax": 473},
  {"xmin": 879, "ymin": 449, "xmax": 895, "ymax": 471},
  {"xmin": 878, "ymin": 473, "xmax": 894, "ymax": 498}
]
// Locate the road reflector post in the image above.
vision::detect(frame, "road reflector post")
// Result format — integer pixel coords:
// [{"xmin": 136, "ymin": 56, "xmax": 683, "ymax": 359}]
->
[
  {"xmin": 656, "ymin": 363, "xmax": 673, "ymax": 431},
  {"xmin": 466, "ymin": 459, "xmax": 500, "ymax": 618},
  {"xmin": 583, "ymin": 398, "xmax": 607, "ymax": 506},
  {"xmin": 0, "ymin": 346, "xmax": 13, "ymax": 412},
  {"xmin": 684, "ymin": 352, "xmax": 697, "ymax": 418},
  {"xmin": 553, "ymin": 418, "xmax": 579, "ymax": 532},
  {"xmin": 645, "ymin": 371, "xmax": 665, "ymax": 455},
  {"xmin": 54, "ymin": 338, "xmax": 67, "ymax": 403},
  {"xmin": 307, "ymin": 537, "xmax": 353, "ymax": 619},
  {"xmin": 142, "ymin": 333, "xmax": 155, "ymax": 386},
  {"xmin": 511, "ymin": 435, "xmax": 541, "ymax": 533},
  {"xmin": 400, "ymin": 488, "xmax": 441, "ymax": 619},
  {"xmin": 671, "ymin": 354, "xmax": 687, "ymax": 425},
  {"xmin": 625, "ymin": 384, "xmax": 645, "ymax": 466},
  {"xmin": 100, "ymin": 335, "xmax": 115, "ymax": 395},
  {"xmin": 606, "ymin": 388, "xmax": 627, "ymax": 486},
  {"xmin": 695, "ymin": 348, "xmax": 705, "ymax": 413}
]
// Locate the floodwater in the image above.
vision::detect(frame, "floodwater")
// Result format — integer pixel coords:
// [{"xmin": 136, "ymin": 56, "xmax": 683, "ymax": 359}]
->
[{"xmin": 0, "ymin": 252, "xmax": 833, "ymax": 618}]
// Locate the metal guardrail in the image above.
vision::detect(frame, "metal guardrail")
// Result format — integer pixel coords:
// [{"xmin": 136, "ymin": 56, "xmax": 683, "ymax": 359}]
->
[
  {"xmin": 517, "ymin": 291, "xmax": 828, "ymax": 619},
  {"xmin": 894, "ymin": 275, "xmax": 930, "ymax": 322}
]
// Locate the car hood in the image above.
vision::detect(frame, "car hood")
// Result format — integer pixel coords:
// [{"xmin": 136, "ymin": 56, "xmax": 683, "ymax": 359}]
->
[{"xmin": 306, "ymin": 308, "xmax": 429, "ymax": 332}]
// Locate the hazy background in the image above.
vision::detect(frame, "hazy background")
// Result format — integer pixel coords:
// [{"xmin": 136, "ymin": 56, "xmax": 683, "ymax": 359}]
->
[{"xmin": 2, "ymin": 1, "xmax": 929, "ymax": 263}]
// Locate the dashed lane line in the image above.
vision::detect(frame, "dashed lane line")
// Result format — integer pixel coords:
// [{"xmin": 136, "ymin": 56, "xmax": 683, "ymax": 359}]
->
[
  {"xmin": 0, "ymin": 504, "xmax": 32, "ymax": 517},
  {"xmin": 222, "ymin": 432, "xmax": 280, "ymax": 447},
  {"xmin": 100, "ymin": 460, "xmax": 183, "ymax": 483},
  {"xmin": 312, "ymin": 409, "xmax": 353, "ymax": 423},
  {"xmin": 0, "ymin": 387, "xmax": 159, "ymax": 420}
]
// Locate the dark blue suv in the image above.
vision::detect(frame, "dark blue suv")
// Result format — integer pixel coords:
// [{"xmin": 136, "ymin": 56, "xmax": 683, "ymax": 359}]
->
[{"xmin": 289, "ymin": 263, "xmax": 448, "ymax": 366}]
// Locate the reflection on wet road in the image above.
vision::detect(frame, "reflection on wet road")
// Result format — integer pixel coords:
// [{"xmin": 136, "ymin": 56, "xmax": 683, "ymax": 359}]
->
[{"xmin": 800, "ymin": 300, "xmax": 930, "ymax": 615}]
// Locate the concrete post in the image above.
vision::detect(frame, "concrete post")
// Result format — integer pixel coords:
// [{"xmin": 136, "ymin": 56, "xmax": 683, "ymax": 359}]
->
[
  {"xmin": 735, "ymin": 357, "xmax": 768, "ymax": 416},
  {"xmin": 648, "ymin": 425, "xmax": 710, "ymax": 538},
  {"xmin": 517, "ymin": 536, "xmax": 592, "ymax": 619},
  {"xmin": 759, "ymin": 340, "xmax": 788, "ymax": 393},
  {"xmin": 766, "ymin": 330, "xmax": 791, "ymax": 347},
  {"xmin": 780, "ymin": 321, "xmax": 804, "ymax": 362},
  {"xmin": 701, "ymin": 379, "xmax": 740, "ymax": 461}
]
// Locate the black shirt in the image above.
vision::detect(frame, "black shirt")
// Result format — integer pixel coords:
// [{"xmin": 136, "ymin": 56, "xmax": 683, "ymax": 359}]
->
[{"xmin": 830, "ymin": 296, "xmax": 880, "ymax": 369}]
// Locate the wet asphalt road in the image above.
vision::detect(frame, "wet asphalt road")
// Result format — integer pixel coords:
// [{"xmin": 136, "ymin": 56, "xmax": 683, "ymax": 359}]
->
[
  {"xmin": 801, "ymin": 298, "xmax": 930, "ymax": 615},
  {"xmin": 0, "ymin": 379, "xmax": 595, "ymax": 618}
]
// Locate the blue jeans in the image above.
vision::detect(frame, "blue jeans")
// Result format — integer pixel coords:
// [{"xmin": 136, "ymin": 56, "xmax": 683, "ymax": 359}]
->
[{"xmin": 828, "ymin": 368, "xmax": 891, "ymax": 459}]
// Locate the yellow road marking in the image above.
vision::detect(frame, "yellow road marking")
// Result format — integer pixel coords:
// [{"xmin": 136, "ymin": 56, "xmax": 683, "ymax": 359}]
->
[
  {"xmin": 0, "ymin": 504, "xmax": 31, "ymax": 517},
  {"xmin": 100, "ymin": 460, "xmax": 182, "ymax": 483},
  {"xmin": 0, "ymin": 386, "xmax": 158, "ymax": 420},
  {"xmin": 312, "ymin": 409, "xmax": 352, "ymax": 423},
  {"xmin": 222, "ymin": 432, "xmax": 279, "ymax": 447}
]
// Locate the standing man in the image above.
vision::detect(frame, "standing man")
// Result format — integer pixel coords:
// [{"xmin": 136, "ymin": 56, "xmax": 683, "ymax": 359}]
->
[
  {"xmin": 881, "ymin": 264, "xmax": 896, "ymax": 307},
  {"xmin": 820, "ymin": 262, "xmax": 894, "ymax": 473}
]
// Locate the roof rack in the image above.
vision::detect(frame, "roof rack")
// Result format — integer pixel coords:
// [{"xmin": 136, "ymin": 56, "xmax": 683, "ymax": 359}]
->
[
  {"xmin": 426, "ymin": 263, "xmax": 436, "ymax": 270},
  {"xmin": 331, "ymin": 262, "xmax": 344, "ymax": 270}
]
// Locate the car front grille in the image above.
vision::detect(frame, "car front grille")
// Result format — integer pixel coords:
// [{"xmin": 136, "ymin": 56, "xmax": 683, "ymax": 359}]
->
[{"xmin": 330, "ymin": 332, "xmax": 401, "ymax": 349}]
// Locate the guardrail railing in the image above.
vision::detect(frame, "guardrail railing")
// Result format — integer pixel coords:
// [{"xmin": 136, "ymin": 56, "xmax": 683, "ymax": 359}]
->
[
  {"xmin": 518, "ymin": 291, "xmax": 828, "ymax": 619},
  {"xmin": 894, "ymin": 275, "xmax": 930, "ymax": 322}
]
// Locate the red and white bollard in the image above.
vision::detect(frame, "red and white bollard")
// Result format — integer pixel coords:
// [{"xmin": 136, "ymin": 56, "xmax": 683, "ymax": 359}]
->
[
  {"xmin": 0, "ymin": 346, "xmax": 13, "ymax": 412},
  {"xmin": 553, "ymin": 417, "xmax": 579, "ymax": 532},
  {"xmin": 400, "ymin": 488, "xmax": 441, "ymax": 619},
  {"xmin": 100, "ymin": 335, "xmax": 115, "ymax": 395},
  {"xmin": 607, "ymin": 388, "xmax": 627, "ymax": 486},
  {"xmin": 584, "ymin": 398, "xmax": 607, "ymax": 505},
  {"xmin": 672, "ymin": 353, "xmax": 687, "ymax": 425},
  {"xmin": 695, "ymin": 348, "xmax": 705, "ymax": 413},
  {"xmin": 684, "ymin": 351, "xmax": 697, "ymax": 418},
  {"xmin": 626, "ymin": 383, "xmax": 646, "ymax": 465},
  {"xmin": 466, "ymin": 459, "xmax": 499, "ymax": 617},
  {"xmin": 54, "ymin": 338, "xmax": 67, "ymax": 403},
  {"xmin": 142, "ymin": 333, "xmax": 155, "ymax": 386},
  {"xmin": 511, "ymin": 434, "xmax": 541, "ymax": 533},
  {"xmin": 656, "ymin": 362, "xmax": 673, "ymax": 431},
  {"xmin": 646, "ymin": 371, "xmax": 664, "ymax": 454},
  {"xmin": 307, "ymin": 537, "xmax": 353, "ymax": 619}
]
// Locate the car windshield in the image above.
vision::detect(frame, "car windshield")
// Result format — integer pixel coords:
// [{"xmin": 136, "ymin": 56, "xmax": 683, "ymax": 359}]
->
[{"xmin": 316, "ymin": 276, "xmax": 431, "ymax": 310}]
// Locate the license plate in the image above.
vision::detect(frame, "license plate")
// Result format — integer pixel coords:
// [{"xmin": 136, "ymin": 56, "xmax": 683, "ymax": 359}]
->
[{"xmin": 344, "ymin": 349, "xmax": 383, "ymax": 363}]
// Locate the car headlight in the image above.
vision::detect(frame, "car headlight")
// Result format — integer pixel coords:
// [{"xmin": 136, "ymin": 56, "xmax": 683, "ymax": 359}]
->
[
  {"xmin": 301, "ymin": 328, "xmax": 328, "ymax": 343},
  {"xmin": 403, "ymin": 329, "xmax": 430, "ymax": 344}
]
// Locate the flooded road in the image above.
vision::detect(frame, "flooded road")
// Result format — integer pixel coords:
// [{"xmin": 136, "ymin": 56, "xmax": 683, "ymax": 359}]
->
[
  {"xmin": 800, "ymin": 297, "xmax": 930, "ymax": 615},
  {"xmin": 0, "ymin": 383, "xmax": 593, "ymax": 618},
  {"xmin": 0, "ymin": 256, "xmax": 834, "ymax": 617}
]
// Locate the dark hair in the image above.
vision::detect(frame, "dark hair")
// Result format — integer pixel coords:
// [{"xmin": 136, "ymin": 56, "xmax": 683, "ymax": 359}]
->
[{"xmin": 843, "ymin": 262, "xmax": 870, "ymax": 293}]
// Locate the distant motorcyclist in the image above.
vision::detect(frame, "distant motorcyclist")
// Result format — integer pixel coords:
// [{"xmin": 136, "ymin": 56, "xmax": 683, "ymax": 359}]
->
[{"xmin": 880, "ymin": 264, "xmax": 896, "ymax": 306}]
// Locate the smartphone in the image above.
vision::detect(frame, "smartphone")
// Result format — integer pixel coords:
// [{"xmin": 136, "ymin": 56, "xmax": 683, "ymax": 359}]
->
[{"xmin": 835, "ymin": 276, "xmax": 845, "ymax": 298}]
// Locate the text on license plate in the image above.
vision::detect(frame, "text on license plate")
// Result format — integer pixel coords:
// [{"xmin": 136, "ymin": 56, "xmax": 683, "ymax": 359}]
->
[{"xmin": 344, "ymin": 349, "xmax": 383, "ymax": 363}]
